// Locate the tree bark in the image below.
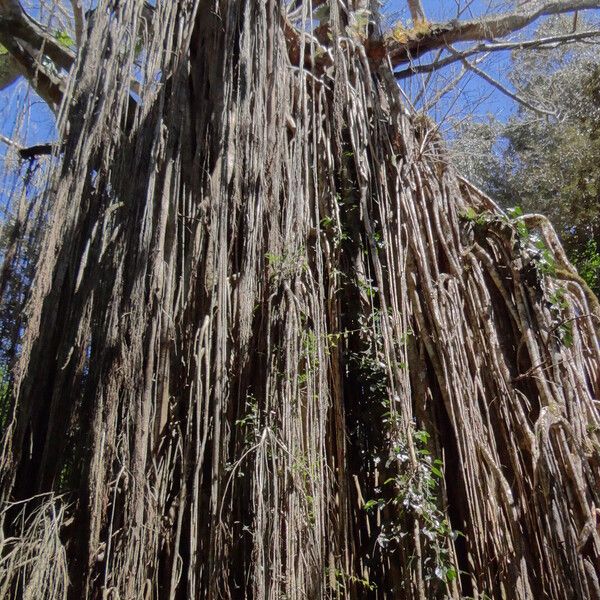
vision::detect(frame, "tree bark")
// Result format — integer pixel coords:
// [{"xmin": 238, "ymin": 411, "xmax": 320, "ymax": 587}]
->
[
  {"xmin": 0, "ymin": 2, "xmax": 599, "ymax": 599},
  {"xmin": 407, "ymin": 0, "xmax": 426, "ymax": 22}
]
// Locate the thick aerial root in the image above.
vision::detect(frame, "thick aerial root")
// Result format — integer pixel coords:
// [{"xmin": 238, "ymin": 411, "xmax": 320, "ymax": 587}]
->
[{"xmin": 0, "ymin": 495, "xmax": 69, "ymax": 600}]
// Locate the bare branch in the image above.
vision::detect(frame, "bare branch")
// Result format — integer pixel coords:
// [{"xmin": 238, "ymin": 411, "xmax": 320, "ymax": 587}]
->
[
  {"xmin": 387, "ymin": 0, "xmax": 600, "ymax": 66},
  {"xmin": 421, "ymin": 65, "xmax": 469, "ymax": 112},
  {"xmin": 395, "ymin": 29, "xmax": 600, "ymax": 79},
  {"xmin": 0, "ymin": 0, "xmax": 76, "ymax": 71},
  {"xmin": 0, "ymin": 133, "xmax": 18, "ymax": 149},
  {"xmin": 420, "ymin": 52, "xmax": 491, "ymax": 114},
  {"xmin": 407, "ymin": 0, "xmax": 426, "ymax": 22},
  {"xmin": 0, "ymin": 34, "xmax": 64, "ymax": 110},
  {"xmin": 0, "ymin": 135, "xmax": 56, "ymax": 159},
  {"xmin": 411, "ymin": 48, "xmax": 445, "ymax": 105},
  {"xmin": 452, "ymin": 49, "xmax": 557, "ymax": 117},
  {"xmin": 70, "ymin": 0, "xmax": 85, "ymax": 46}
]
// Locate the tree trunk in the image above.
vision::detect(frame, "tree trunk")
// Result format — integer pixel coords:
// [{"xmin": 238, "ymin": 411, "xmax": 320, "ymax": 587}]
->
[{"xmin": 0, "ymin": 2, "xmax": 599, "ymax": 599}]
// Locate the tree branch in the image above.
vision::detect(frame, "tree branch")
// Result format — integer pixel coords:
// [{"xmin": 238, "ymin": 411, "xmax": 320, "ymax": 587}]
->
[
  {"xmin": 18, "ymin": 142, "xmax": 56, "ymax": 160},
  {"xmin": 387, "ymin": 0, "xmax": 600, "ymax": 66},
  {"xmin": 407, "ymin": 0, "xmax": 426, "ymax": 23},
  {"xmin": 395, "ymin": 29, "xmax": 600, "ymax": 79},
  {"xmin": 421, "ymin": 65, "xmax": 469, "ymax": 112},
  {"xmin": 0, "ymin": 50, "xmax": 20, "ymax": 91},
  {"xmin": 0, "ymin": 0, "xmax": 76, "ymax": 71},
  {"xmin": 70, "ymin": 0, "xmax": 85, "ymax": 46},
  {"xmin": 0, "ymin": 134, "xmax": 56, "ymax": 160},
  {"xmin": 453, "ymin": 49, "xmax": 557, "ymax": 117},
  {"xmin": 0, "ymin": 133, "xmax": 18, "ymax": 150},
  {"xmin": 0, "ymin": 34, "xmax": 64, "ymax": 110}
]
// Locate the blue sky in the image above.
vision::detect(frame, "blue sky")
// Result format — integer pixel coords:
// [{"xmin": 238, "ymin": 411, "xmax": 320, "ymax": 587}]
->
[
  {"xmin": 0, "ymin": 1, "xmax": 596, "ymax": 156},
  {"xmin": 386, "ymin": 0, "xmax": 517, "ymax": 128},
  {"xmin": 0, "ymin": 1, "xmax": 508, "ymax": 158}
]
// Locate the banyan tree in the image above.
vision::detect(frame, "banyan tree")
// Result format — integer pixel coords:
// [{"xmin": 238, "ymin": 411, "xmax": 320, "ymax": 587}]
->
[{"xmin": 0, "ymin": 0, "xmax": 599, "ymax": 598}]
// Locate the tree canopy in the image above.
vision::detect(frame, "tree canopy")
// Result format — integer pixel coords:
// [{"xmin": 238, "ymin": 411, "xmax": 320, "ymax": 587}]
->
[{"xmin": 453, "ymin": 16, "xmax": 600, "ymax": 294}]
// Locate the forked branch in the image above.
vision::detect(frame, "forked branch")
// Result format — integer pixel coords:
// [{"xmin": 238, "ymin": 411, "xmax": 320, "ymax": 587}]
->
[
  {"xmin": 387, "ymin": 0, "xmax": 600, "ymax": 65},
  {"xmin": 0, "ymin": 0, "xmax": 75, "ymax": 71},
  {"xmin": 395, "ymin": 29, "xmax": 600, "ymax": 79},
  {"xmin": 454, "ymin": 51, "xmax": 557, "ymax": 117}
]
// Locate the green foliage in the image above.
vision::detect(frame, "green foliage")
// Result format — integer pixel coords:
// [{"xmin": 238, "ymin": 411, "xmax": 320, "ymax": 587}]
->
[
  {"xmin": 378, "ymin": 428, "xmax": 459, "ymax": 585},
  {"xmin": 299, "ymin": 329, "xmax": 320, "ymax": 385},
  {"xmin": 452, "ymin": 24, "xmax": 600, "ymax": 296},
  {"xmin": 357, "ymin": 277, "xmax": 378, "ymax": 299},
  {"xmin": 530, "ymin": 236, "xmax": 556, "ymax": 277},
  {"xmin": 235, "ymin": 395, "xmax": 260, "ymax": 449},
  {"xmin": 363, "ymin": 498, "xmax": 385, "ymax": 512},
  {"xmin": 361, "ymin": 422, "xmax": 459, "ymax": 586},
  {"xmin": 265, "ymin": 248, "xmax": 307, "ymax": 280},
  {"xmin": 463, "ymin": 202, "xmax": 578, "ymax": 348},
  {"xmin": 314, "ymin": 4, "xmax": 330, "ymax": 23},
  {"xmin": 0, "ymin": 45, "xmax": 20, "ymax": 91},
  {"xmin": 345, "ymin": 312, "xmax": 457, "ymax": 587},
  {"xmin": 319, "ymin": 215, "xmax": 334, "ymax": 229},
  {"xmin": 461, "ymin": 206, "xmax": 478, "ymax": 222},
  {"xmin": 265, "ymin": 251, "xmax": 282, "ymax": 267},
  {"xmin": 548, "ymin": 287, "xmax": 574, "ymax": 347},
  {"xmin": 346, "ymin": 313, "xmax": 388, "ymax": 404},
  {"xmin": 508, "ymin": 210, "xmax": 557, "ymax": 277},
  {"xmin": 327, "ymin": 567, "xmax": 377, "ymax": 592},
  {"xmin": 54, "ymin": 30, "xmax": 75, "ymax": 48},
  {"xmin": 572, "ymin": 240, "xmax": 600, "ymax": 293}
]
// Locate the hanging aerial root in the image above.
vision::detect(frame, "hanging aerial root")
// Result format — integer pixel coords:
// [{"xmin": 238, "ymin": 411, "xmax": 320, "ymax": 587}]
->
[
  {"xmin": 0, "ymin": 1, "xmax": 598, "ymax": 599},
  {"xmin": 0, "ymin": 494, "xmax": 69, "ymax": 600}
]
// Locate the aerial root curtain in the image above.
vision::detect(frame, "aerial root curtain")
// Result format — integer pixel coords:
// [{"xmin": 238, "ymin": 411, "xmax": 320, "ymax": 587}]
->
[{"xmin": 0, "ymin": 1, "xmax": 599, "ymax": 599}]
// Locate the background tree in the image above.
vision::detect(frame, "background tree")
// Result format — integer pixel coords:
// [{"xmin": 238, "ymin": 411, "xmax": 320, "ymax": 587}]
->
[
  {"xmin": 0, "ymin": 1, "xmax": 598, "ymax": 599},
  {"xmin": 453, "ymin": 14, "xmax": 600, "ymax": 294}
]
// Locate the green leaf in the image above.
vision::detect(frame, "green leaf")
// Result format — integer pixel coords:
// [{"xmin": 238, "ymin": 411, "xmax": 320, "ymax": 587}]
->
[
  {"xmin": 363, "ymin": 499, "xmax": 383, "ymax": 512},
  {"xmin": 414, "ymin": 430, "xmax": 430, "ymax": 445},
  {"xmin": 507, "ymin": 206, "xmax": 523, "ymax": 218},
  {"xmin": 431, "ymin": 466, "xmax": 443, "ymax": 478},
  {"xmin": 462, "ymin": 207, "xmax": 478, "ymax": 222},
  {"xmin": 515, "ymin": 221, "xmax": 529, "ymax": 239},
  {"xmin": 54, "ymin": 30, "xmax": 75, "ymax": 48},
  {"xmin": 320, "ymin": 215, "xmax": 334, "ymax": 229},
  {"xmin": 314, "ymin": 5, "xmax": 330, "ymax": 22}
]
